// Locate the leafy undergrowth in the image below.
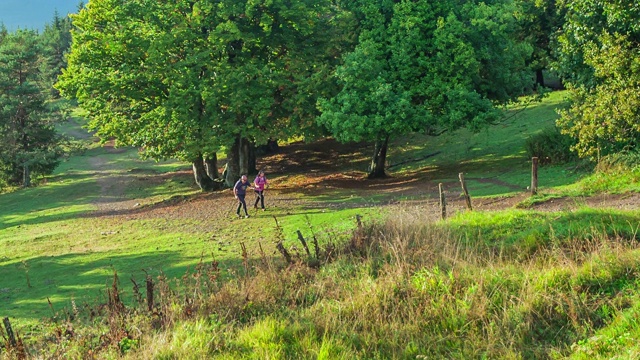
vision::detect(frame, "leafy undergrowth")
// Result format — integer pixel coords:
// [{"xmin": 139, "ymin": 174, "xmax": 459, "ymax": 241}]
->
[{"xmin": 4, "ymin": 207, "xmax": 640, "ymax": 359}]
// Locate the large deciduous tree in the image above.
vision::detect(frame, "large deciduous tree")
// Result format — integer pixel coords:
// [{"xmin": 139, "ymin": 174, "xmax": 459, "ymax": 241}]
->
[
  {"xmin": 318, "ymin": 0, "xmax": 533, "ymax": 178},
  {"xmin": 0, "ymin": 30, "xmax": 61, "ymax": 188},
  {"xmin": 57, "ymin": 0, "xmax": 224, "ymax": 190},
  {"xmin": 57, "ymin": 0, "xmax": 340, "ymax": 190},
  {"xmin": 554, "ymin": 0, "xmax": 640, "ymax": 159},
  {"xmin": 514, "ymin": 0, "xmax": 566, "ymax": 88},
  {"xmin": 202, "ymin": 0, "xmax": 350, "ymax": 186}
]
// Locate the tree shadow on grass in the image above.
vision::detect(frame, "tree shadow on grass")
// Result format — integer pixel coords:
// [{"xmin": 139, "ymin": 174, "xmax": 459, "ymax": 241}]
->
[
  {"xmin": 0, "ymin": 250, "xmax": 250, "ymax": 325},
  {"xmin": 0, "ymin": 171, "xmax": 193, "ymax": 230},
  {"xmin": 0, "ymin": 177, "xmax": 99, "ymax": 230}
]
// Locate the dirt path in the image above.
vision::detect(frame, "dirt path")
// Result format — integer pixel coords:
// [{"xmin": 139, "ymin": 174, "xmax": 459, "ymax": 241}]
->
[
  {"xmin": 88, "ymin": 142, "xmax": 144, "ymax": 214},
  {"xmin": 85, "ymin": 138, "xmax": 640, "ymax": 227}
]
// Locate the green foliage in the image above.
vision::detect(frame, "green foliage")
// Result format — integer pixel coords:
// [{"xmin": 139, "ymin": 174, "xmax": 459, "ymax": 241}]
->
[
  {"xmin": 319, "ymin": 0, "xmax": 535, "ymax": 176},
  {"xmin": 574, "ymin": 151, "xmax": 640, "ymax": 194},
  {"xmin": 595, "ymin": 150, "xmax": 640, "ymax": 174},
  {"xmin": 555, "ymin": 0, "xmax": 640, "ymax": 159},
  {"xmin": 514, "ymin": 0, "xmax": 566, "ymax": 83},
  {"xmin": 525, "ymin": 126, "xmax": 578, "ymax": 165},
  {"xmin": 57, "ymin": 0, "xmax": 342, "ymax": 164},
  {"xmin": 0, "ymin": 29, "xmax": 63, "ymax": 188},
  {"xmin": 39, "ymin": 11, "xmax": 73, "ymax": 99}
]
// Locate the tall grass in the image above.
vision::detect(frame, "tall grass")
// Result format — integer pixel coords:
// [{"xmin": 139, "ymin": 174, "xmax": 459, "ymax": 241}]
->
[
  {"xmin": 7, "ymin": 206, "xmax": 640, "ymax": 359},
  {"xmin": 579, "ymin": 151, "xmax": 640, "ymax": 194}
]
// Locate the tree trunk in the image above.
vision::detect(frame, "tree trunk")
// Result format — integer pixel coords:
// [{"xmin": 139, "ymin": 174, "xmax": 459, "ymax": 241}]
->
[
  {"xmin": 23, "ymin": 164, "xmax": 31, "ymax": 188},
  {"xmin": 192, "ymin": 155, "xmax": 218, "ymax": 191},
  {"xmin": 204, "ymin": 153, "xmax": 219, "ymax": 180},
  {"xmin": 536, "ymin": 68, "xmax": 545, "ymax": 88},
  {"xmin": 256, "ymin": 138, "xmax": 279, "ymax": 155},
  {"xmin": 368, "ymin": 136, "xmax": 389, "ymax": 179},
  {"xmin": 268, "ymin": 139, "xmax": 279, "ymax": 152},
  {"xmin": 239, "ymin": 137, "xmax": 250, "ymax": 176},
  {"xmin": 224, "ymin": 136, "xmax": 257, "ymax": 187},
  {"xmin": 248, "ymin": 142, "xmax": 257, "ymax": 175},
  {"xmin": 224, "ymin": 136, "xmax": 241, "ymax": 188},
  {"xmin": 221, "ymin": 163, "xmax": 228, "ymax": 182}
]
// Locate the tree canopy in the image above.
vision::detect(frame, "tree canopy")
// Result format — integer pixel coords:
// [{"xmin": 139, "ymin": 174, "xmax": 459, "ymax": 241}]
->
[
  {"xmin": 57, "ymin": 0, "xmax": 343, "ymax": 189},
  {"xmin": 52, "ymin": 0, "xmax": 640, "ymax": 184},
  {"xmin": 0, "ymin": 29, "xmax": 61, "ymax": 188},
  {"xmin": 554, "ymin": 0, "xmax": 640, "ymax": 159},
  {"xmin": 318, "ymin": 0, "xmax": 534, "ymax": 178},
  {"xmin": 40, "ymin": 10, "xmax": 73, "ymax": 98},
  {"xmin": 514, "ymin": 0, "xmax": 566, "ymax": 87}
]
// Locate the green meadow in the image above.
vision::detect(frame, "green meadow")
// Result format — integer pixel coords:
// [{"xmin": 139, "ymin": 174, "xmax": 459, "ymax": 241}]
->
[{"xmin": 3, "ymin": 91, "xmax": 640, "ymax": 358}]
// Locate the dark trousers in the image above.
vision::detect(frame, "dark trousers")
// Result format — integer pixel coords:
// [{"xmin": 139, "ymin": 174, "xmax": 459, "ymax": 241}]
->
[
  {"xmin": 236, "ymin": 194, "xmax": 248, "ymax": 215},
  {"xmin": 254, "ymin": 190, "xmax": 265, "ymax": 209}
]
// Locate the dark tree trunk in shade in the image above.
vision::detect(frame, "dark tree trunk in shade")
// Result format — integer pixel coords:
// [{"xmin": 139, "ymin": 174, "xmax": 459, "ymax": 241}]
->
[
  {"xmin": 239, "ymin": 137, "xmax": 250, "ymax": 176},
  {"xmin": 368, "ymin": 136, "xmax": 389, "ymax": 179},
  {"xmin": 536, "ymin": 68, "xmax": 545, "ymax": 88},
  {"xmin": 248, "ymin": 142, "xmax": 257, "ymax": 175},
  {"xmin": 23, "ymin": 164, "xmax": 31, "ymax": 188},
  {"xmin": 224, "ymin": 136, "xmax": 241, "ymax": 188},
  {"xmin": 192, "ymin": 155, "xmax": 219, "ymax": 191},
  {"xmin": 224, "ymin": 137, "xmax": 258, "ymax": 187},
  {"xmin": 236, "ymin": 137, "xmax": 257, "ymax": 176},
  {"xmin": 204, "ymin": 153, "xmax": 219, "ymax": 180}
]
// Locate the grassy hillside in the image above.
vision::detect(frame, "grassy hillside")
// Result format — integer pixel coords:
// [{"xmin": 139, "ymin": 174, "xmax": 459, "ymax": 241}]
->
[
  {"xmin": 391, "ymin": 91, "xmax": 581, "ymax": 196},
  {"xmin": 2, "ymin": 91, "xmax": 640, "ymax": 358}
]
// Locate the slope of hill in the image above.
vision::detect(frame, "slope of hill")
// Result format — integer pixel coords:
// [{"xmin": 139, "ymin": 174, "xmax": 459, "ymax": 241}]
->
[{"xmin": 1, "ymin": 91, "xmax": 640, "ymax": 358}]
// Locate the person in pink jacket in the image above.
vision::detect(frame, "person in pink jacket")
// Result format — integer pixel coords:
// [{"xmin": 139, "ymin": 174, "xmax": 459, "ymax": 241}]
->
[{"xmin": 253, "ymin": 170, "xmax": 268, "ymax": 211}]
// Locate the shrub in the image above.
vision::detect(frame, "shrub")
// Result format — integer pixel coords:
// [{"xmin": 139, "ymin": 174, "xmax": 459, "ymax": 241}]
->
[
  {"xmin": 525, "ymin": 127, "xmax": 578, "ymax": 165},
  {"xmin": 595, "ymin": 150, "xmax": 640, "ymax": 174},
  {"xmin": 579, "ymin": 150, "xmax": 640, "ymax": 193}
]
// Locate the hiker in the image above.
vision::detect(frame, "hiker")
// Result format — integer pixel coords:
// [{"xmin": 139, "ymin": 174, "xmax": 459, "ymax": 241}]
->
[
  {"xmin": 233, "ymin": 175, "xmax": 252, "ymax": 218},
  {"xmin": 253, "ymin": 170, "xmax": 268, "ymax": 211}
]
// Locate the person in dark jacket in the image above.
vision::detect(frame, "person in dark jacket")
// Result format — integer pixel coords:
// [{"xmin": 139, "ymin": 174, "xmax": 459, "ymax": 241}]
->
[{"xmin": 233, "ymin": 175, "xmax": 252, "ymax": 218}]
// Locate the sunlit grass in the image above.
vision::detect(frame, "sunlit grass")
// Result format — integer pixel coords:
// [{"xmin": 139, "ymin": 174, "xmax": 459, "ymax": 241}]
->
[
  {"xmin": 386, "ymin": 91, "xmax": 586, "ymax": 198},
  {"xmin": 4, "ymin": 91, "xmax": 640, "ymax": 358}
]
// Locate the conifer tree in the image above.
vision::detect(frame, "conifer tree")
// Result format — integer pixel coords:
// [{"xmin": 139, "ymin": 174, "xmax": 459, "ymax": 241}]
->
[{"xmin": 0, "ymin": 30, "xmax": 61, "ymax": 188}]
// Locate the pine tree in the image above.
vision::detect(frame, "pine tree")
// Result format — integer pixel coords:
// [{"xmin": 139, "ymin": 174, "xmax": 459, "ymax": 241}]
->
[
  {"xmin": 40, "ymin": 11, "xmax": 73, "ymax": 98},
  {"xmin": 0, "ymin": 30, "xmax": 62, "ymax": 188}
]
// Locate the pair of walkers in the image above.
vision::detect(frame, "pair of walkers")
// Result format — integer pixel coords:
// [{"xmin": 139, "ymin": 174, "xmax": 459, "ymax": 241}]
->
[{"xmin": 233, "ymin": 171, "xmax": 268, "ymax": 218}]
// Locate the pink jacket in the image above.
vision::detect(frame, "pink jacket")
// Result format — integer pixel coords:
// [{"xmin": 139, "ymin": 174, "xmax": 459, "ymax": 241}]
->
[{"xmin": 254, "ymin": 175, "xmax": 267, "ymax": 191}]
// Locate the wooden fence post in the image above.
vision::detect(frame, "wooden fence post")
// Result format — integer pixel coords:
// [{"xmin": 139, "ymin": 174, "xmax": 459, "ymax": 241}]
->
[
  {"xmin": 531, "ymin": 157, "xmax": 539, "ymax": 195},
  {"xmin": 439, "ymin": 183, "xmax": 446, "ymax": 220},
  {"xmin": 459, "ymin": 172, "xmax": 472, "ymax": 211},
  {"xmin": 276, "ymin": 242, "xmax": 292, "ymax": 264},
  {"xmin": 296, "ymin": 230, "xmax": 311, "ymax": 257},
  {"xmin": 312, "ymin": 235, "xmax": 320, "ymax": 260},
  {"xmin": 3, "ymin": 317, "xmax": 17, "ymax": 348},
  {"xmin": 146, "ymin": 275, "xmax": 154, "ymax": 312}
]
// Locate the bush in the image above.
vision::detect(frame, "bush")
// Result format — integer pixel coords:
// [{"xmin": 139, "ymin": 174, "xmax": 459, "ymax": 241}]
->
[
  {"xmin": 525, "ymin": 127, "xmax": 578, "ymax": 165},
  {"xmin": 595, "ymin": 150, "xmax": 640, "ymax": 174},
  {"xmin": 578, "ymin": 150, "xmax": 640, "ymax": 193}
]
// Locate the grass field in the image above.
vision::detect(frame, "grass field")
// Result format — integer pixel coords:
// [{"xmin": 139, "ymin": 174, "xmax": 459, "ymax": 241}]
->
[
  {"xmin": 0, "ymin": 118, "xmax": 381, "ymax": 325},
  {"xmin": 2, "ymin": 91, "xmax": 640, "ymax": 358}
]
